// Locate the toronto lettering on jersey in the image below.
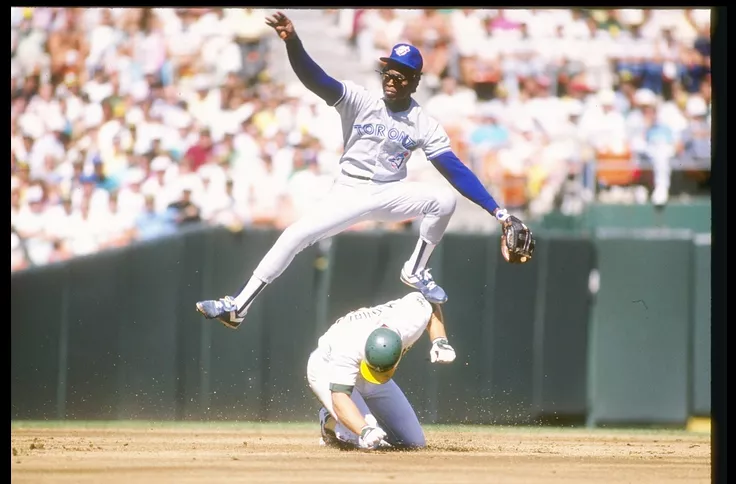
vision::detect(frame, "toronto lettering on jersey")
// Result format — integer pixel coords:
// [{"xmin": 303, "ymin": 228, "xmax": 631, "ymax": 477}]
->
[{"xmin": 353, "ymin": 124, "xmax": 418, "ymax": 150}]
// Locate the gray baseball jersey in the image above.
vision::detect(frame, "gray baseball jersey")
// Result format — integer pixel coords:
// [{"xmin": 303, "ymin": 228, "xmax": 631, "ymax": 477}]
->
[
  {"xmin": 333, "ymin": 80, "xmax": 453, "ymax": 182},
  {"xmin": 316, "ymin": 291, "xmax": 433, "ymax": 388}
]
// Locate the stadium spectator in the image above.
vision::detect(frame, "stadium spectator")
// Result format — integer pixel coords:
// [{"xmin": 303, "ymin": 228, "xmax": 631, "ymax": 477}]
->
[{"xmin": 10, "ymin": 7, "xmax": 712, "ymax": 271}]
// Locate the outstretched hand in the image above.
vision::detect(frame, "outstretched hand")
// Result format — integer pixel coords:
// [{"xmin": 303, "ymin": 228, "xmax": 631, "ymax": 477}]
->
[{"xmin": 265, "ymin": 11, "xmax": 296, "ymax": 41}]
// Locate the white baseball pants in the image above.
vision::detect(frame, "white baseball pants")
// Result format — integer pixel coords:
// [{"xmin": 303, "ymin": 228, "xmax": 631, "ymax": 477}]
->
[
  {"xmin": 253, "ymin": 173, "xmax": 457, "ymax": 284},
  {"xmin": 306, "ymin": 348, "xmax": 426, "ymax": 449}
]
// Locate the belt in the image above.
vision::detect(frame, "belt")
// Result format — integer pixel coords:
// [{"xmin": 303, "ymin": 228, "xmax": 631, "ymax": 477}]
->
[
  {"xmin": 341, "ymin": 171, "xmax": 373, "ymax": 181},
  {"xmin": 341, "ymin": 171, "xmax": 400, "ymax": 184}
]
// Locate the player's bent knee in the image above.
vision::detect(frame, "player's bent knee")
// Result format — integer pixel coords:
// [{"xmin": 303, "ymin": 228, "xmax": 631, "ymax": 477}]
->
[
  {"xmin": 388, "ymin": 428, "xmax": 426, "ymax": 449},
  {"xmin": 278, "ymin": 223, "xmax": 317, "ymax": 253},
  {"xmin": 394, "ymin": 434, "xmax": 426, "ymax": 449},
  {"xmin": 433, "ymin": 186, "xmax": 457, "ymax": 216}
]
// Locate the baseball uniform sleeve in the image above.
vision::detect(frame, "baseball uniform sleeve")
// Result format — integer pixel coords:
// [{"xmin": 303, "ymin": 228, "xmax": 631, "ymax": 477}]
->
[
  {"xmin": 332, "ymin": 80, "xmax": 372, "ymax": 121},
  {"xmin": 421, "ymin": 119, "xmax": 453, "ymax": 160},
  {"xmin": 327, "ymin": 351, "xmax": 361, "ymax": 392}
]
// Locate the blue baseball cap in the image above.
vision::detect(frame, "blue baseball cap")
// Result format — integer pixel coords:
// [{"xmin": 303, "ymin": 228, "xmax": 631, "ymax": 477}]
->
[{"xmin": 380, "ymin": 43, "xmax": 423, "ymax": 73}]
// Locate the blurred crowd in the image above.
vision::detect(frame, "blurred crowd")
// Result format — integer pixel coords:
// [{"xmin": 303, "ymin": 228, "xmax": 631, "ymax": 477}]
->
[
  {"xmin": 11, "ymin": 7, "xmax": 347, "ymax": 271},
  {"xmin": 335, "ymin": 8, "xmax": 712, "ymax": 215},
  {"xmin": 11, "ymin": 8, "xmax": 713, "ymax": 272}
]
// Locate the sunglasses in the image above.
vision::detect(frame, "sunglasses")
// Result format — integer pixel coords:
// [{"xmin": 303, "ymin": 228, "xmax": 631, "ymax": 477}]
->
[{"xmin": 377, "ymin": 69, "xmax": 410, "ymax": 85}]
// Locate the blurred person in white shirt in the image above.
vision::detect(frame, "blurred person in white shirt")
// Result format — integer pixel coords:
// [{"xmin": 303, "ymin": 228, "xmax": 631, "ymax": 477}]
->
[
  {"xmin": 638, "ymin": 103, "xmax": 677, "ymax": 206},
  {"xmin": 26, "ymin": 82, "xmax": 64, "ymax": 124},
  {"xmin": 38, "ymin": 153, "xmax": 65, "ymax": 189},
  {"xmin": 165, "ymin": 9, "xmax": 205, "ymax": 76},
  {"xmin": 185, "ymin": 75, "xmax": 223, "ymax": 129},
  {"xmin": 284, "ymin": 150, "xmax": 334, "ymax": 221},
  {"xmin": 247, "ymin": 152, "xmax": 287, "ymax": 227},
  {"xmin": 197, "ymin": 167, "xmax": 230, "ymax": 221},
  {"xmin": 356, "ymin": 9, "xmax": 408, "ymax": 66},
  {"xmin": 678, "ymin": 95, "xmax": 711, "ymax": 171},
  {"xmin": 14, "ymin": 184, "xmax": 55, "ymax": 265},
  {"xmin": 223, "ymin": 8, "xmax": 271, "ymax": 85},
  {"xmin": 302, "ymin": 101, "xmax": 344, "ymax": 155},
  {"xmin": 70, "ymin": 173, "xmax": 110, "ymax": 218},
  {"xmin": 524, "ymin": 77, "xmax": 567, "ymax": 139},
  {"xmin": 26, "ymin": 116, "xmax": 67, "ymax": 180},
  {"xmin": 13, "ymin": 13, "xmax": 51, "ymax": 79},
  {"xmin": 640, "ymin": 9, "xmax": 697, "ymax": 44},
  {"xmin": 448, "ymin": 9, "xmax": 487, "ymax": 87},
  {"xmin": 302, "ymin": 135, "xmax": 341, "ymax": 179},
  {"xmin": 212, "ymin": 89, "xmax": 255, "ymax": 142},
  {"xmin": 86, "ymin": 8, "xmax": 121, "ymax": 72},
  {"xmin": 625, "ymin": 88, "xmax": 657, "ymax": 152},
  {"xmin": 206, "ymin": 177, "xmax": 254, "ymax": 232},
  {"xmin": 578, "ymin": 89, "xmax": 628, "ymax": 154},
  {"xmin": 141, "ymin": 155, "xmax": 178, "ymax": 213},
  {"xmin": 232, "ymin": 120, "xmax": 263, "ymax": 167},
  {"xmin": 269, "ymin": 130, "xmax": 298, "ymax": 185},
  {"xmin": 657, "ymin": 91, "xmax": 689, "ymax": 143},
  {"xmin": 58, "ymin": 76, "xmax": 87, "ymax": 128},
  {"xmin": 424, "ymin": 76, "xmax": 477, "ymax": 131},
  {"xmin": 117, "ymin": 167, "xmax": 148, "ymax": 221},
  {"xmin": 170, "ymin": 158, "xmax": 205, "ymax": 198},
  {"xmin": 88, "ymin": 190, "xmax": 137, "ymax": 249},
  {"xmin": 541, "ymin": 24, "xmax": 580, "ymax": 84},
  {"xmin": 556, "ymin": 9, "xmax": 592, "ymax": 40},
  {"xmin": 84, "ymin": 67, "xmax": 115, "ymax": 104}
]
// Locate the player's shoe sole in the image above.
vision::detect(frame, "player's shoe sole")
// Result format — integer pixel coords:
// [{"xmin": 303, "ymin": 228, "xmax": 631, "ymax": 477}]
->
[{"xmin": 195, "ymin": 299, "xmax": 243, "ymax": 330}]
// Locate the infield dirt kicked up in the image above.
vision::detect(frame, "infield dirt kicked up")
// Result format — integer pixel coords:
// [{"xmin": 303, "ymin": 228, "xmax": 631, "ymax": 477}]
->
[{"xmin": 11, "ymin": 422, "xmax": 710, "ymax": 484}]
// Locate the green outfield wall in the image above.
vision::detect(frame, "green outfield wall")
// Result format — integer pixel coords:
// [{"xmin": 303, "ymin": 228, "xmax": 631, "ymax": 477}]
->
[{"xmin": 10, "ymin": 225, "xmax": 710, "ymax": 427}]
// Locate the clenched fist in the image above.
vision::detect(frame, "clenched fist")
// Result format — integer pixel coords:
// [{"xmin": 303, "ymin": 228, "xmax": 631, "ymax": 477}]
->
[
  {"xmin": 265, "ymin": 11, "xmax": 296, "ymax": 41},
  {"xmin": 359, "ymin": 424, "xmax": 387, "ymax": 450}
]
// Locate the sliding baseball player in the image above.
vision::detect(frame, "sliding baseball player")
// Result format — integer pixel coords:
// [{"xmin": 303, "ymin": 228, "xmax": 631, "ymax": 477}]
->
[
  {"xmin": 307, "ymin": 291, "xmax": 456, "ymax": 450},
  {"xmin": 196, "ymin": 11, "xmax": 535, "ymax": 329}
]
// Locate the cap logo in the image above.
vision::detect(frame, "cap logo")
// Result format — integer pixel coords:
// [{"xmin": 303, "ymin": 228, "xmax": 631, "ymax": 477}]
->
[{"xmin": 394, "ymin": 45, "xmax": 411, "ymax": 56}]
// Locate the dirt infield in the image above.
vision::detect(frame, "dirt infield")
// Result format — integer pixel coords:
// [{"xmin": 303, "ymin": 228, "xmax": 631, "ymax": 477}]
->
[{"xmin": 11, "ymin": 423, "xmax": 710, "ymax": 484}]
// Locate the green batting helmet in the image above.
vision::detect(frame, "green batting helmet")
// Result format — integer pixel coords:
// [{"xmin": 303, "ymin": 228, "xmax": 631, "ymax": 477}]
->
[{"xmin": 360, "ymin": 327, "xmax": 403, "ymax": 384}]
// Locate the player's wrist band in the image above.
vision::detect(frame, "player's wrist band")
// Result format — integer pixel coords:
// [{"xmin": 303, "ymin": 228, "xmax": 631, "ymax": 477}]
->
[{"xmin": 494, "ymin": 208, "xmax": 509, "ymax": 222}]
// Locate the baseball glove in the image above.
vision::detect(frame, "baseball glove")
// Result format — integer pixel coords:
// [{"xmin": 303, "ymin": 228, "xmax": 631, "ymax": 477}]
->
[{"xmin": 498, "ymin": 213, "xmax": 535, "ymax": 264}]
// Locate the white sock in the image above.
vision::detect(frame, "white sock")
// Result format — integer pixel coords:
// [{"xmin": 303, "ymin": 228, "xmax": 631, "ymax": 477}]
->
[
  {"xmin": 232, "ymin": 275, "xmax": 267, "ymax": 316},
  {"xmin": 404, "ymin": 238, "xmax": 436, "ymax": 276}
]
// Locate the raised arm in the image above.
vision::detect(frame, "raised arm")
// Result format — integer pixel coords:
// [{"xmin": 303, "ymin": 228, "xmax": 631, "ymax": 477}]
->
[{"xmin": 265, "ymin": 11, "xmax": 344, "ymax": 105}]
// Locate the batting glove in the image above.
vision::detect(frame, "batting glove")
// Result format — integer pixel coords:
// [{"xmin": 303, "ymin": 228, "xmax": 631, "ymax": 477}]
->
[
  {"xmin": 358, "ymin": 425, "xmax": 387, "ymax": 450},
  {"xmin": 430, "ymin": 337, "xmax": 456, "ymax": 364}
]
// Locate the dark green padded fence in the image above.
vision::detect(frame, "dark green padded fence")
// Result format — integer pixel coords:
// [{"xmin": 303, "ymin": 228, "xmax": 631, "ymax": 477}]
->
[
  {"xmin": 10, "ymin": 225, "xmax": 709, "ymax": 426},
  {"xmin": 587, "ymin": 229, "xmax": 695, "ymax": 427},
  {"xmin": 691, "ymin": 233, "xmax": 711, "ymax": 417}
]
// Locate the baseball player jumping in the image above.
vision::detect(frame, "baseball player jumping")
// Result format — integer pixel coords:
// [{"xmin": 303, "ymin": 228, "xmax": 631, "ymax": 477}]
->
[
  {"xmin": 308, "ymin": 291, "xmax": 456, "ymax": 450},
  {"xmin": 196, "ymin": 11, "xmax": 535, "ymax": 329}
]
